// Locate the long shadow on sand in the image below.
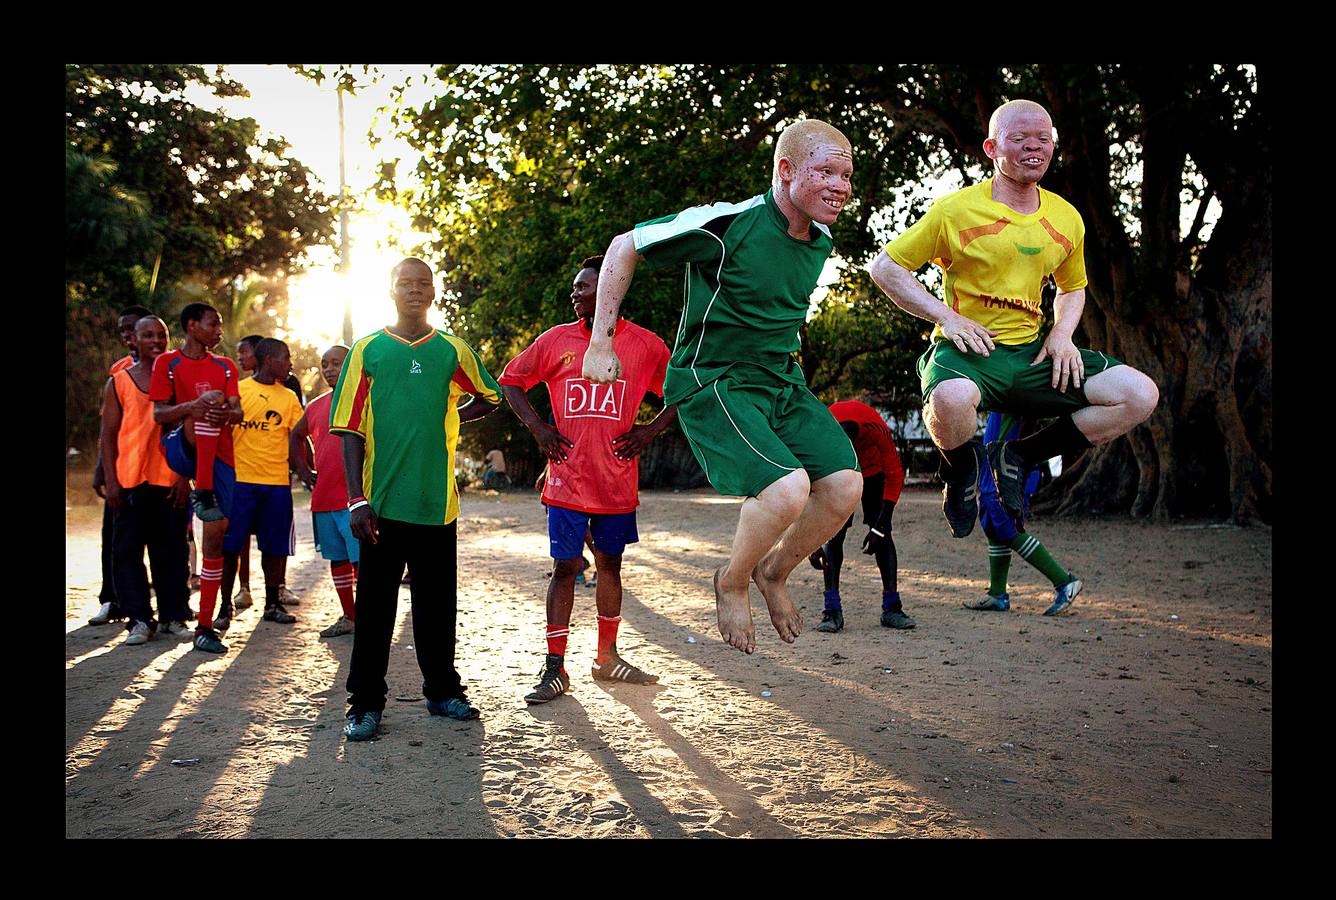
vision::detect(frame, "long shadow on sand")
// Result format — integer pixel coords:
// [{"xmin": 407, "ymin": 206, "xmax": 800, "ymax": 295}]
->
[
  {"xmin": 590, "ymin": 682, "xmax": 798, "ymax": 837},
  {"xmin": 525, "ymin": 690, "xmax": 702, "ymax": 838}
]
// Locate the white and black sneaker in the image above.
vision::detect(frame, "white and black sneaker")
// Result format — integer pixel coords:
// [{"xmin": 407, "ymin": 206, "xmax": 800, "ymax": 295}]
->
[
  {"xmin": 123, "ymin": 620, "xmax": 155, "ymax": 646},
  {"xmin": 524, "ymin": 654, "xmax": 571, "ymax": 704}
]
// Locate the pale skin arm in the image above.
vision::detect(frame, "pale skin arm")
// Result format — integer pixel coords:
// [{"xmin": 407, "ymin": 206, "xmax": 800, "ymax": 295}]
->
[
  {"xmin": 1032, "ymin": 288, "xmax": 1085, "ymax": 392},
  {"xmin": 581, "ymin": 231, "xmax": 644, "ymax": 384},
  {"xmin": 867, "ymin": 251, "xmax": 998, "ymax": 356}
]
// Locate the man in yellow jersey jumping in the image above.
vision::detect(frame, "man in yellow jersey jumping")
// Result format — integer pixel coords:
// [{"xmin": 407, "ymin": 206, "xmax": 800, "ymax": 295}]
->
[{"xmin": 868, "ymin": 100, "xmax": 1158, "ymax": 563}]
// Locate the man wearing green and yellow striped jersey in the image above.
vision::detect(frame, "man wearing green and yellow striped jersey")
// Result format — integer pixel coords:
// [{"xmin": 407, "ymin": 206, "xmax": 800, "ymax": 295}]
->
[
  {"xmin": 581, "ymin": 119, "xmax": 863, "ymax": 656},
  {"xmin": 332, "ymin": 257, "xmax": 502, "ymax": 742}
]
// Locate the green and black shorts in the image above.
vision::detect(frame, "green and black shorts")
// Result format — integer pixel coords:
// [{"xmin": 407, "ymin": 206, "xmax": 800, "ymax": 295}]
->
[{"xmin": 917, "ymin": 337, "xmax": 1123, "ymax": 418}]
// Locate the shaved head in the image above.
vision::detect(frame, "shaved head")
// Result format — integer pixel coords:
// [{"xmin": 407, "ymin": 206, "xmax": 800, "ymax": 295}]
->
[
  {"xmin": 988, "ymin": 99, "xmax": 1056, "ymax": 142},
  {"xmin": 773, "ymin": 119, "xmax": 852, "ymax": 182},
  {"xmin": 134, "ymin": 315, "xmax": 166, "ymax": 335},
  {"xmin": 390, "ymin": 257, "xmax": 432, "ymax": 284}
]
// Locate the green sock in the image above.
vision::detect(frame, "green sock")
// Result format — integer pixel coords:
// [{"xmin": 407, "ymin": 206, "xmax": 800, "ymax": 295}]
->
[
  {"xmin": 1010, "ymin": 532, "xmax": 1070, "ymax": 587},
  {"xmin": 988, "ymin": 539, "xmax": 1012, "ymax": 595}
]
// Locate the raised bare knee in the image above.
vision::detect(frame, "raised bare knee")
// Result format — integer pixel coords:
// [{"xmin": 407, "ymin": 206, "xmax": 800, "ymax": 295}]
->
[
  {"xmin": 1128, "ymin": 372, "xmax": 1160, "ymax": 422},
  {"xmin": 927, "ymin": 380, "xmax": 979, "ymax": 423}
]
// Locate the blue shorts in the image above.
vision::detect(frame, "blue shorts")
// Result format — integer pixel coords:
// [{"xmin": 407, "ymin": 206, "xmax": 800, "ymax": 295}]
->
[
  {"xmin": 162, "ymin": 426, "xmax": 236, "ymax": 518},
  {"xmin": 547, "ymin": 505, "xmax": 638, "ymax": 559},
  {"xmin": 313, "ymin": 509, "xmax": 360, "ymax": 563},
  {"xmin": 223, "ymin": 483, "xmax": 295, "ymax": 555}
]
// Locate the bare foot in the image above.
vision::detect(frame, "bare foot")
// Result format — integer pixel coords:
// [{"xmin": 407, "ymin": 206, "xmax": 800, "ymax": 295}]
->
[
  {"xmin": 752, "ymin": 557, "xmax": 802, "ymax": 643},
  {"xmin": 714, "ymin": 566, "xmax": 755, "ymax": 654}
]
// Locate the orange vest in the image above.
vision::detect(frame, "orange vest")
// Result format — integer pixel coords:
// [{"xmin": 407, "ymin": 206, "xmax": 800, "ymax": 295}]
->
[{"xmin": 113, "ymin": 368, "xmax": 175, "ymax": 489}]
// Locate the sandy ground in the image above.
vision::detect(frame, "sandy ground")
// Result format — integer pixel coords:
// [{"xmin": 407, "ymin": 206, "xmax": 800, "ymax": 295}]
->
[{"xmin": 66, "ymin": 479, "xmax": 1271, "ymax": 838}]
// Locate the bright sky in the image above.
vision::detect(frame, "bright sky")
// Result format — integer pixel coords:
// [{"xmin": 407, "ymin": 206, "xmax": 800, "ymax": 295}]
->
[{"xmin": 185, "ymin": 65, "xmax": 440, "ymax": 347}]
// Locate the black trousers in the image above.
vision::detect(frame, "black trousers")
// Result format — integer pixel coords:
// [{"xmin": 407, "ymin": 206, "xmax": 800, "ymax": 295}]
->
[
  {"xmin": 99, "ymin": 501, "xmax": 118, "ymax": 607},
  {"xmin": 823, "ymin": 474, "xmax": 898, "ymax": 594},
  {"xmin": 346, "ymin": 518, "xmax": 463, "ymax": 712},
  {"xmin": 112, "ymin": 485, "xmax": 191, "ymax": 626}
]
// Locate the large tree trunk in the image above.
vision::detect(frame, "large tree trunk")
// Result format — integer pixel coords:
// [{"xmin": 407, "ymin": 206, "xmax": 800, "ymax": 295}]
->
[{"xmin": 1034, "ymin": 65, "xmax": 1271, "ymax": 524}]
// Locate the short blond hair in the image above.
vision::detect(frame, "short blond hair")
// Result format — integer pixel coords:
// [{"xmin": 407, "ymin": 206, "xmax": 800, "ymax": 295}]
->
[
  {"xmin": 987, "ymin": 100, "xmax": 1056, "ymax": 142},
  {"xmin": 773, "ymin": 119, "xmax": 852, "ymax": 181}
]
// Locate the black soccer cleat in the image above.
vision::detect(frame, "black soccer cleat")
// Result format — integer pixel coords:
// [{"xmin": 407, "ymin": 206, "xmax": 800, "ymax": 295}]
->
[
  {"xmin": 942, "ymin": 442, "xmax": 982, "ymax": 538},
  {"xmin": 986, "ymin": 439, "xmax": 1027, "ymax": 521}
]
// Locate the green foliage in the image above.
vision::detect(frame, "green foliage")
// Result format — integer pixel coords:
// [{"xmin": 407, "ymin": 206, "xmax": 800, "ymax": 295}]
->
[
  {"xmin": 65, "ymin": 64, "xmax": 336, "ymax": 450},
  {"xmin": 381, "ymin": 64, "xmax": 1271, "ymax": 515},
  {"xmin": 379, "ymin": 64, "xmax": 951, "ymax": 473}
]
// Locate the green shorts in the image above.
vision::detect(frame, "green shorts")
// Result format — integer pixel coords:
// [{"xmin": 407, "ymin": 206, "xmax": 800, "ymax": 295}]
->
[
  {"xmin": 917, "ymin": 337, "xmax": 1123, "ymax": 418},
  {"xmin": 677, "ymin": 369, "xmax": 858, "ymax": 498}
]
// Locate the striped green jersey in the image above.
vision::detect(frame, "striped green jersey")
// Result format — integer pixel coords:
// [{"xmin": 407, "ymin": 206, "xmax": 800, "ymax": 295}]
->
[
  {"xmin": 329, "ymin": 328, "xmax": 501, "ymax": 526},
  {"xmin": 634, "ymin": 189, "xmax": 833, "ymax": 405}
]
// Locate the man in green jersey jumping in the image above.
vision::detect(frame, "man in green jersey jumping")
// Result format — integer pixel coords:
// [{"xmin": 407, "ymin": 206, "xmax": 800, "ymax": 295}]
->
[
  {"xmin": 332, "ymin": 258, "xmax": 503, "ymax": 741},
  {"xmin": 583, "ymin": 120, "xmax": 863, "ymax": 654}
]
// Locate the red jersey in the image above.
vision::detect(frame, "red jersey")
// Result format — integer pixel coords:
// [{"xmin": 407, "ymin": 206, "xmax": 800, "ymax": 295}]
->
[
  {"xmin": 149, "ymin": 348, "xmax": 241, "ymax": 467},
  {"xmin": 500, "ymin": 318, "xmax": 670, "ymax": 514},
  {"xmin": 829, "ymin": 400, "xmax": 903, "ymax": 502},
  {"xmin": 304, "ymin": 391, "xmax": 351, "ymax": 513}
]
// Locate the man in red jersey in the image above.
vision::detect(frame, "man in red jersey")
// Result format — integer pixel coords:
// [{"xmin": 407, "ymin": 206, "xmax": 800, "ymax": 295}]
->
[
  {"xmin": 151, "ymin": 302, "xmax": 243, "ymax": 654},
  {"xmin": 291, "ymin": 344, "xmax": 358, "ymax": 638},
  {"xmin": 809, "ymin": 400, "xmax": 914, "ymax": 633},
  {"xmin": 501, "ymin": 255, "xmax": 677, "ymax": 704}
]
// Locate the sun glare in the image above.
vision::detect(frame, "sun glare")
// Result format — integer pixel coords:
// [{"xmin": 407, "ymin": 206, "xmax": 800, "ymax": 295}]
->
[{"xmin": 282, "ymin": 205, "xmax": 439, "ymax": 348}]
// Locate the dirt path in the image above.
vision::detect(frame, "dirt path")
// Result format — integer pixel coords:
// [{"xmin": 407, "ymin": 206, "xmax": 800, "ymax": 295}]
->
[{"xmin": 66, "ymin": 484, "xmax": 1271, "ymax": 837}]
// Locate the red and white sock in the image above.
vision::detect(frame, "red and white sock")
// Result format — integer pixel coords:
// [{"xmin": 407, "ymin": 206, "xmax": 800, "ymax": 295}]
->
[
  {"xmin": 197, "ymin": 557, "xmax": 223, "ymax": 631},
  {"xmin": 331, "ymin": 561, "xmax": 356, "ymax": 621},
  {"xmin": 596, "ymin": 614, "xmax": 622, "ymax": 666},
  {"xmin": 546, "ymin": 623, "xmax": 569, "ymax": 659},
  {"xmin": 193, "ymin": 422, "xmax": 221, "ymax": 490}
]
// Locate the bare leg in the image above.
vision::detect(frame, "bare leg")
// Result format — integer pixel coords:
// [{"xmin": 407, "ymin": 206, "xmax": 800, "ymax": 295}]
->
[
  {"xmin": 924, "ymin": 378, "xmax": 981, "ymax": 451},
  {"xmin": 1072, "ymin": 366, "xmax": 1159, "ymax": 444},
  {"xmin": 715, "ymin": 469, "xmax": 811, "ymax": 653},
  {"xmin": 546, "ymin": 557, "xmax": 581, "ymax": 629},
  {"xmin": 753, "ymin": 469, "xmax": 862, "ymax": 642},
  {"xmin": 592, "ymin": 549, "xmax": 622, "ymax": 618}
]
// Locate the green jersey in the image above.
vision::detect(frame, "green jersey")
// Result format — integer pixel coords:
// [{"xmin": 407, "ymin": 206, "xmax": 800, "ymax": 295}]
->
[
  {"xmin": 330, "ymin": 328, "xmax": 501, "ymax": 526},
  {"xmin": 635, "ymin": 189, "xmax": 834, "ymax": 405}
]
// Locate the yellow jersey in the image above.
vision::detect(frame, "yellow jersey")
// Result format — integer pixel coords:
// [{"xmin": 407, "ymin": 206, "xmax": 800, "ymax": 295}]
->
[
  {"xmin": 232, "ymin": 378, "xmax": 304, "ymax": 485},
  {"xmin": 886, "ymin": 179, "xmax": 1087, "ymax": 345}
]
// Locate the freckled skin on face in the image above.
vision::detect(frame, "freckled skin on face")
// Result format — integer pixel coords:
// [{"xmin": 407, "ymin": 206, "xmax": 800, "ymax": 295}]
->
[
  {"xmin": 780, "ymin": 142, "xmax": 854, "ymax": 231},
  {"xmin": 985, "ymin": 103, "xmax": 1056, "ymax": 187}
]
